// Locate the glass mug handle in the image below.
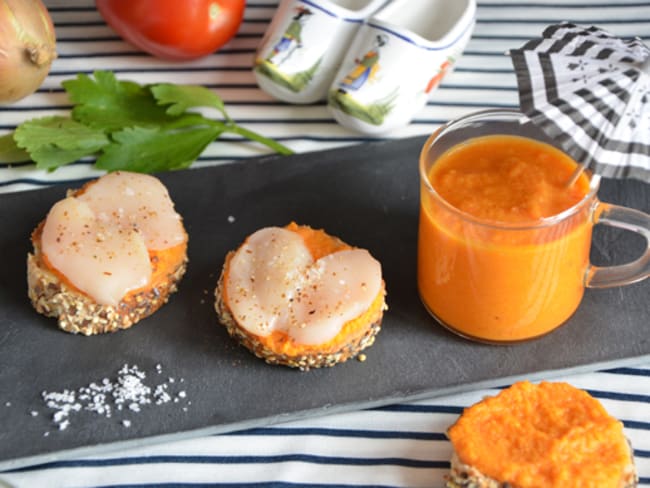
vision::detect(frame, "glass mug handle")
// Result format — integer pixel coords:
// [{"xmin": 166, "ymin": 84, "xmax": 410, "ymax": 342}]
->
[{"xmin": 585, "ymin": 201, "xmax": 650, "ymax": 288}]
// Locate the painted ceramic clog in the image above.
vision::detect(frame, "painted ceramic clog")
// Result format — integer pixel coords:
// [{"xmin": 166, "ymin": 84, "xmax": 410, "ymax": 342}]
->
[
  {"xmin": 254, "ymin": 0, "xmax": 389, "ymax": 104},
  {"xmin": 328, "ymin": 0, "xmax": 476, "ymax": 134}
]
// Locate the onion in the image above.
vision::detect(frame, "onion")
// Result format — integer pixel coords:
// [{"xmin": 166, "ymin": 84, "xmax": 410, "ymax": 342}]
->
[{"xmin": 0, "ymin": 0, "xmax": 57, "ymax": 104}]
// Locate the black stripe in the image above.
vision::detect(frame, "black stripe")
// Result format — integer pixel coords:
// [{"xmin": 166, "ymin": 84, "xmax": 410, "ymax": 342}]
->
[
  {"xmin": 509, "ymin": 49, "xmax": 540, "ymax": 112},
  {"xmin": 623, "ymin": 419, "xmax": 650, "ymax": 430},
  {"xmin": 0, "ymin": 177, "xmax": 93, "ymax": 188},
  {"xmin": 370, "ymin": 404, "xmax": 464, "ymax": 414},
  {"xmin": 430, "ymin": 84, "xmax": 515, "ymax": 91},
  {"xmin": 56, "ymin": 48, "xmax": 257, "ymax": 58},
  {"xmin": 0, "ymin": 134, "xmax": 378, "ymax": 146},
  {"xmin": 6, "ymin": 455, "xmax": 450, "ymax": 472},
  {"xmin": 55, "ymin": 32, "xmax": 264, "ymax": 43},
  {"xmin": 55, "ymin": 17, "xmax": 650, "ymax": 29},
  {"xmin": 571, "ymin": 39, "xmax": 597, "ymax": 56},
  {"xmin": 52, "ymin": 36, "xmax": 122, "ymax": 42},
  {"xmin": 540, "ymin": 52, "xmax": 560, "ymax": 101},
  {"xmin": 0, "ymin": 160, "xmax": 33, "ymax": 169},
  {"xmin": 50, "ymin": 33, "xmax": 650, "ymax": 44},
  {"xmin": 468, "ymin": 49, "xmax": 618, "ymax": 57},
  {"xmin": 53, "ymin": 18, "xmax": 270, "ymax": 28},
  {"xmin": 587, "ymin": 389, "xmax": 650, "ymax": 403},
  {"xmin": 47, "ymin": 6, "xmax": 98, "ymax": 12},
  {"xmin": 0, "ymin": 98, "xmax": 514, "ymax": 112},
  {"xmin": 596, "ymin": 47, "xmax": 616, "ymax": 59},
  {"xmin": 44, "ymin": 3, "xmax": 295, "ymax": 11},
  {"xmin": 226, "ymin": 427, "xmax": 448, "ymax": 441},
  {"xmin": 48, "ymin": 50, "xmax": 509, "ymax": 60},
  {"xmin": 410, "ymin": 118, "xmax": 470, "ymax": 125},
  {"xmin": 603, "ymin": 367, "xmax": 650, "ymax": 376},
  {"xmin": 20, "ymin": 83, "xmax": 263, "ymax": 95},
  {"xmin": 48, "ymin": 67, "xmax": 253, "ymax": 76},
  {"xmin": 0, "ymin": 100, "xmax": 319, "ymax": 111},
  {"xmin": 53, "ymin": 21, "xmax": 110, "ymax": 27},
  {"xmin": 426, "ymin": 101, "xmax": 517, "ymax": 108}
]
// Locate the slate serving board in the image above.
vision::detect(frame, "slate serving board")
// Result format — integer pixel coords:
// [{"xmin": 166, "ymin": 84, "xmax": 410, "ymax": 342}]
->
[{"xmin": 0, "ymin": 136, "xmax": 648, "ymax": 470}]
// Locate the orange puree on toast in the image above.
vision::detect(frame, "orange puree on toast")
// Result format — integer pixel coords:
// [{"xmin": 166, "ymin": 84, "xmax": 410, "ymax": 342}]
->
[
  {"xmin": 250, "ymin": 223, "xmax": 385, "ymax": 358},
  {"xmin": 217, "ymin": 222, "xmax": 386, "ymax": 370},
  {"xmin": 418, "ymin": 135, "xmax": 593, "ymax": 341},
  {"xmin": 40, "ymin": 233, "xmax": 187, "ymax": 304},
  {"xmin": 447, "ymin": 381, "xmax": 635, "ymax": 488}
]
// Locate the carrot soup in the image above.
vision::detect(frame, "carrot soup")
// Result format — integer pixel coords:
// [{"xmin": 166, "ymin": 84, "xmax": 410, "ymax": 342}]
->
[{"xmin": 418, "ymin": 134, "xmax": 593, "ymax": 342}]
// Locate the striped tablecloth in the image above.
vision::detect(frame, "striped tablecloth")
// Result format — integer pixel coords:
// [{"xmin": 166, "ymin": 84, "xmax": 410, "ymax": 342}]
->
[{"xmin": 1, "ymin": 1, "xmax": 648, "ymax": 486}]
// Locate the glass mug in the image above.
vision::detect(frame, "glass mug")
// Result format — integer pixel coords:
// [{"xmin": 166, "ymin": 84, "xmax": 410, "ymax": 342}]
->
[{"xmin": 417, "ymin": 109, "xmax": 650, "ymax": 343}]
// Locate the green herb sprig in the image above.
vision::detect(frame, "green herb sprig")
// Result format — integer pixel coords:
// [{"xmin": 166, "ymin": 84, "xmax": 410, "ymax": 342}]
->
[{"xmin": 0, "ymin": 71, "xmax": 292, "ymax": 173}]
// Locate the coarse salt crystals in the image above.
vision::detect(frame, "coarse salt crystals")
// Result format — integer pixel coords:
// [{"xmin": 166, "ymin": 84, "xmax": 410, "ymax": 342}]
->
[{"xmin": 37, "ymin": 363, "xmax": 189, "ymax": 433}]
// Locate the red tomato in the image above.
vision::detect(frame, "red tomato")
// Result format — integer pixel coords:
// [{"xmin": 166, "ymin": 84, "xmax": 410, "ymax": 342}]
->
[{"xmin": 96, "ymin": 0, "xmax": 246, "ymax": 60}]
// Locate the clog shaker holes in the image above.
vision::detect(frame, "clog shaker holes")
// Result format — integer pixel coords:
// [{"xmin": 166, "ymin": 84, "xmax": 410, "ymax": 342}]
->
[
  {"xmin": 328, "ymin": 0, "xmax": 476, "ymax": 134},
  {"xmin": 254, "ymin": 0, "xmax": 389, "ymax": 104}
]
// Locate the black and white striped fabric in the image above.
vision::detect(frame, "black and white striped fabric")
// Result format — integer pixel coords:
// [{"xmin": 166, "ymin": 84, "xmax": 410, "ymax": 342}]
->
[
  {"xmin": 1, "ymin": 1, "xmax": 649, "ymax": 487},
  {"xmin": 510, "ymin": 22, "xmax": 650, "ymax": 181},
  {"xmin": 1, "ymin": 368, "xmax": 649, "ymax": 487}
]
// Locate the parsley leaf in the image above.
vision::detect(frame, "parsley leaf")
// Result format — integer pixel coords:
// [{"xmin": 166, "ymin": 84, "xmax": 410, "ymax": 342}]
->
[
  {"xmin": 64, "ymin": 71, "xmax": 177, "ymax": 132},
  {"xmin": 96, "ymin": 125, "xmax": 223, "ymax": 173},
  {"xmin": 151, "ymin": 83, "xmax": 227, "ymax": 118},
  {"xmin": 4, "ymin": 70, "xmax": 293, "ymax": 173},
  {"xmin": 150, "ymin": 82, "xmax": 292, "ymax": 155},
  {"xmin": 14, "ymin": 116, "xmax": 109, "ymax": 170}
]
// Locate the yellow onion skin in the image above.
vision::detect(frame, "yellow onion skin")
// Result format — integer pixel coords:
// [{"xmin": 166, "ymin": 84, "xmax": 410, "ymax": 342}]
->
[{"xmin": 0, "ymin": 0, "xmax": 57, "ymax": 104}]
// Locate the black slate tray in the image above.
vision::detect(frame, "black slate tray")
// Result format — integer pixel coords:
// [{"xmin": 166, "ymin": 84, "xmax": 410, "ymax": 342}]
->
[{"xmin": 0, "ymin": 136, "xmax": 648, "ymax": 470}]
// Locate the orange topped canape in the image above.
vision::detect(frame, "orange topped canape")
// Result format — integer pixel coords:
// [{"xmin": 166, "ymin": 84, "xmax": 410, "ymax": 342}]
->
[
  {"xmin": 446, "ymin": 381, "xmax": 637, "ymax": 488},
  {"xmin": 28, "ymin": 171, "xmax": 188, "ymax": 335},
  {"xmin": 215, "ymin": 222, "xmax": 387, "ymax": 370}
]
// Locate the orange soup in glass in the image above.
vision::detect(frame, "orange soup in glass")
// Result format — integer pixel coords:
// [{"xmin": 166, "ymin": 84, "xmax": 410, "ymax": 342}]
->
[{"xmin": 417, "ymin": 109, "xmax": 650, "ymax": 343}]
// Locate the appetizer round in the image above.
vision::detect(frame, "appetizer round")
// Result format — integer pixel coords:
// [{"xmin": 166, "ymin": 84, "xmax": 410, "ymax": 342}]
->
[
  {"xmin": 215, "ymin": 223, "xmax": 387, "ymax": 370},
  {"xmin": 27, "ymin": 171, "xmax": 188, "ymax": 335},
  {"xmin": 446, "ymin": 381, "xmax": 637, "ymax": 488}
]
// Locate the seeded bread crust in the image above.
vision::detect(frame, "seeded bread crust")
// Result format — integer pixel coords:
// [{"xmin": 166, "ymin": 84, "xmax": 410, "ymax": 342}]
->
[
  {"xmin": 214, "ymin": 250, "xmax": 385, "ymax": 371},
  {"xmin": 445, "ymin": 448, "xmax": 638, "ymax": 488},
  {"xmin": 27, "ymin": 222, "xmax": 187, "ymax": 336}
]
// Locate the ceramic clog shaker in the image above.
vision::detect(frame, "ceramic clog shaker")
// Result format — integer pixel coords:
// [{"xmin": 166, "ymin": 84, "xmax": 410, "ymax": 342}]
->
[
  {"xmin": 254, "ymin": 0, "xmax": 389, "ymax": 104},
  {"xmin": 328, "ymin": 0, "xmax": 476, "ymax": 134}
]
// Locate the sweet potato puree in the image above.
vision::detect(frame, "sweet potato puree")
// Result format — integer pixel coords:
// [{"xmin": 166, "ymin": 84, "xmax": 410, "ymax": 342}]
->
[
  {"xmin": 418, "ymin": 135, "xmax": 592, "ymax": 341},
  {"xmin": 447, "ymin": 381, "xmax": 633, "ymax": 487}
]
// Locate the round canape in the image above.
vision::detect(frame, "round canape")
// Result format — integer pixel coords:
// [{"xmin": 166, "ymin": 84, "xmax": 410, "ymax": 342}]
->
[
  {"xmin": 27, "ymin": 171, "xmax": 188, "ymax": 335},
  {"xmin": 215, "ymin": 222, "xmax": 387, "ymax": 371},
  {"xmin": 446, "ymin": 381, "xmax": 638, "ymax": 488}
]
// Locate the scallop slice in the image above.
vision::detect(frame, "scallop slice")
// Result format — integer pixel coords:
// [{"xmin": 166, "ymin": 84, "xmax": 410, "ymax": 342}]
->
[
  {"xmin": 226, "ymin": 227, "xmax": 313, "ymax": 336},
  {"xmin": 225, "ymin": 227, "xmax": 382, "ymax": 345},
  {"xmin": 77, "ymin": 171, "xmax": 186, "ymax": 250},
  {"xmin": 41, "ymin": 196, "xmax": 151, "ymax": 306},
  {"xmin": 284, "ymin": 248, "xmax": 382, "ymax": 345}
]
